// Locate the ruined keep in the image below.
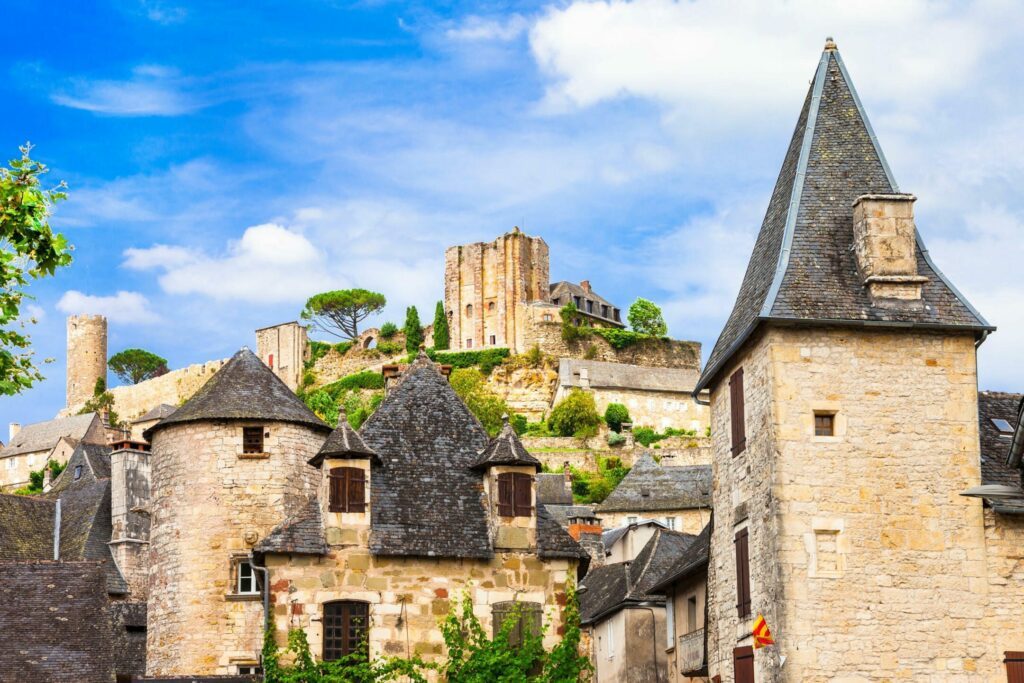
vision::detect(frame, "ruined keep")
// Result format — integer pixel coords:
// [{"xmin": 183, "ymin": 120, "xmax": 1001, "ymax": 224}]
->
[
  {"xmin": 144, "ymin": 349, "xmax": 330, "ymax": 676},
  {"xmin": 66, "ymin": 314, "xmax": 107, "ymax": 409},
  {"xmin": 255, "ymin": 320, "xmax": 308, "ymax": 391}
]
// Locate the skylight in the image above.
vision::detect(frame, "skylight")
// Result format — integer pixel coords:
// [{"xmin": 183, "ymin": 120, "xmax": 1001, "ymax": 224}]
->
[{"xmin": 991, "ymin": 418, "xmax": 1014, "ymax": 436}]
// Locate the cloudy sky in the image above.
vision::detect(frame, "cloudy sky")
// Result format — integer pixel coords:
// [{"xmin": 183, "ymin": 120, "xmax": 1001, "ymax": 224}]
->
[{"xmin": 2, "ymin": 0, "xmax": 1023, "ymax": 426}]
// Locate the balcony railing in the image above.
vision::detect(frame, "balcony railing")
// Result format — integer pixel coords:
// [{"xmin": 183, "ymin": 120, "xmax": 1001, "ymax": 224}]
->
[{"xmin": 677, "ymin": 628, "xmax": 705, "ymax": 674}]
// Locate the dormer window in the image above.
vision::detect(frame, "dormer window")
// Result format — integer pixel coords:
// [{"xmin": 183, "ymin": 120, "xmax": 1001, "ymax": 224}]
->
[
  {"xmin": 992, "ymin": 418, "xmax": 1014, "ymax": 437},
  {"xmin": 74, "ymin": 465, "xmax": 83, "ymax": 481},
  {"xmin": 496, "ymin": 472, "xmax": 532, "ymax": 518},
  {"xmin": 242, "ymin": 426, "xmax": 264, "ymax": 454},
  {"xmin": 329, "ymin": 467, "xmax": 366, "ymax": 513}
]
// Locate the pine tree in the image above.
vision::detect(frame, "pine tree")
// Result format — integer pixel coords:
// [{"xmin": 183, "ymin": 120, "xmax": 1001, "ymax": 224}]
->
[
  {"xmin": 404, "ymin": 306, "xmax": 424, "ymax": 354},
  {"xmin": 432, "ymin": 301, "xmax": 450, "ymax": 350}
]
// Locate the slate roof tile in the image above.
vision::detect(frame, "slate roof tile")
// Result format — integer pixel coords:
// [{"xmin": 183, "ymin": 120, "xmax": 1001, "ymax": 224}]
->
[
  {"xmin": 308, "ymin": 417, "xmax": 378, "ymax": 468},
  {"xmin": 0, "ymin": 413, "xmax": 101, "ymax": 458},
  {"xmin": 596, "ymin": 454, "xmax": 711, "ymax": 513},
  {"xmin": 471, "ymin": 420, "xmax": 541, "ymax": 471},
  {"xmin": 254, "ymin": 499, "xmax": 328, "ymax": 556}
]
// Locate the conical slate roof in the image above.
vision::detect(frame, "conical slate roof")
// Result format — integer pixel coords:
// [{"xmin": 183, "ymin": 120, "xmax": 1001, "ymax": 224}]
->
[
  {"xmin": 308, "ymin": 414, "xmax": 379, "ymax": 468},
  {"xmin": 470, "ymin": 417, "xmax": 541, "ymax": 471},
  {"xmin": 696, "ymin": 40, "xmax": 991, "ymax": 392},
  {"xmin": 144, "ymin": 348, "xmax": 329, "ymax": 439}
]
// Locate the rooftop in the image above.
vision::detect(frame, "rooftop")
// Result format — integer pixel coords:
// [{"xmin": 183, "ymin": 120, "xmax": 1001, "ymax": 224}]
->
[
  {"xmin": 558, "ymin": 358, "xmax": 700, "ymax": 393},
  {"xmin": 0, "ymin": 413, "xmax": 101, "ymax": 458},
  {"xmin": 596, "ymin": 454, "xmax": 711, "ymax": 513}
]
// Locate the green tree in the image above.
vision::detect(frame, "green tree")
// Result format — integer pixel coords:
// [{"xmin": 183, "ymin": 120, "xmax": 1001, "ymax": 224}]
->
[
  {"xmin": 13, "ymin": 459, "xmax": 67, "ymax": 496},
  {"xmin": 627, "ymin": 297, "xmax": 667, "ymax": 336},
  {"xmin": 559, "ymin": 303, "xmax": 587, "ymax": 343},
  {"xmin": 548, "ymin": 389, "xmax": 602, "ymax": 438},
  {"xmin": 603, "ymin": 403, "xmax": 631, "ymax": 433},
  {"xmin": 378, "ymin": 321, "xmax": 398, "ymax": 339},
  {"xmin": 1, "ymin": 144, "xmax": 72, "ymax": 396},
  {"xmin": 404, "ymin": 305, "xmax": 424, "ymax": 354},
  {"xmin": 301, "ymin": 289, "xmax": 387, "ymax": 340},
  {"xmin": 432, "ymin": 300, "xmax": 450, "ymax": 350},
  {"xmin": 78, "ymin": 378, "xmax": 122, "ymax": 428},
  {"xmin": 450, "ymin": 367, "xmax": 511, "ymax": 437},
  {"xmin": 108, "ymin": 348, "xmax": 168, "ymax": 385}
]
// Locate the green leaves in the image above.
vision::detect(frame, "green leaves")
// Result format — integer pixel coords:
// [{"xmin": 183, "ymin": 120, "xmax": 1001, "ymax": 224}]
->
[
  {"xmin": 627, "ymin": 297, "xmax": 667, "ymax": 337},
  {"xmin": 431, "ymin": 301, "xmax": 450, "ymax": 350},
  {"xmin": 403, "ymin": 306, "xmax": 424, "ymax": 354},
  {"xmin": 548, "ymin": 389, "xmax": 602, "ymax": 438},
  {"xmin": 0, "ymin": 143, "xmax": 72, "ymax": 395},
  {"xmin": 108, "ymin": 348, "xmax": 169, "ymax": 385},
  {"xmin": 301, "ymin": 289, "xmax": 387, "ymax": 340}
]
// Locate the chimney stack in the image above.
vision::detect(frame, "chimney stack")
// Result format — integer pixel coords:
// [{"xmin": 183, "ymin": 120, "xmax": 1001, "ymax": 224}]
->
[
  {"xmin": 8, "ymin": 423, "xmax": 20, "ymax": 442},
  {"xmin": 580, "ymin": 280, "xmax": 591, "ymax": 293},
  {"xmin": 852, "ymin": 193, "xmax": 928, "ymax": 307},
  {"xmin": 566, "ymin": 513, "xmax": 603, "ymax": 541}
]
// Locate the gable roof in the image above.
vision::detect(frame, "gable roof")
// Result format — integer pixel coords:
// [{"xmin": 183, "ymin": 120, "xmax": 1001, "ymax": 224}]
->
[
  {"xmin": 627, "ymin": 527, "xmax": 698, "ymax": 597},
  {"xmin": 471, "ymin": 420, "xmax": 541, "ymax": 471},
  {"xmin": 696, "ymin": 42, "xmax": 990, "ymax": 393},
  {"xmin": 596, "ymin": 454, "xmax": 711, "ymax": 513},
  {"xmin": 144, "ymin": 348, "xmax": 329, "ymax": 439},
  {"xmin": 536, "ymin": 473, "xmax": 574, "ymax": 506},
  {"xmin": 308, "ymin": 417, "xmax": 378, "ymax": 468},
  {"xmin": 650, "ymin": 520, "xmax": 712, "ymax": 592},
  {"xmin": 537, "ymin": 505, "xmax": 591, "ymax": 563},
  {"xmin": 49, "ymin": 442, "xmax": 112, "ymax": 494},
  {"xmin": 0, "ymin": 413, "xmax": 101, "ymax": 458},
  {"xmin": 132, "ymin": 403, "xmax": 177, "ymax": 423},
  {"xmin": 601, "ymin": 518, "xmax": 667, "ymax": 552},
  {"xmin": 254, "ymin": 499, "xmax": 329, "ymax": 556}
]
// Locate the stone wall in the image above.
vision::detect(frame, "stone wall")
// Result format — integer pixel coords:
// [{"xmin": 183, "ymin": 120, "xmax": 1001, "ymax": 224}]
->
[
  {"xmin": 588, "ymin": 606, "xmax": 668, "ymax": 683},
  {"xmin": 110, "ymin": 446, "xmax": 151, "ymax": 599},
  {"xmin": 665, "ymin": 576, "xmax": 708, "ymax": 683},
  {"xmin": 486, "ymin": 364, "xmax": 559, "ymax": 421},
  {"xmin": 147, "ymin": 420, "xmax": 324, "ymax": 676},
  {"xmin": 255, "ymin": 322, "xmax": 308, "ymax": 392},
  {"xmin": 308, "ymin": 346, "xmax": 405, "ymax": 390},
  {"xmin": 66, "ymin": 314, "xmax": 107, "ymax": 410},
  {"xmin": 550, "ymin": 385, "xmax": 709, "ymax": 434},
  {"xmin": 707, "ymin": 327, "xmax": 1006, "ymax": 681},
  {"xmin": 982, "ymin": 508, "xmax": 1024, "ymax": 673},
  {"xmin": 600, "ymin": 509, "xmax": 709, "ymax": 536}
]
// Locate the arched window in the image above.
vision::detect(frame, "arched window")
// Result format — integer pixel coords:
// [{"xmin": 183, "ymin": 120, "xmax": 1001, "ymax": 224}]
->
[
  {"xmin": 323, "ymin": 601, "xmax": 369, "ymax": 661},
  {"xmin": 488, "ymin": 301, "xmax": 496, "ymax": 312},
  {"xmin": 466, "ymin": 304, "xmax": 474, "ymax": 318}
]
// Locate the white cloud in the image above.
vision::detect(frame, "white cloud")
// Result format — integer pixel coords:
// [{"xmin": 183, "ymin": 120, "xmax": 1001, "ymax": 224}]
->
[
  {"xmin": 138, "ymin": 0, "xmax": 187, "ymax": 24},
  {"xmin": 57, "ymin": 290, "xmax": 160, "ymax": 324},
  {"xmin": 446, "ymin": 15, "xmax": 528, "ymax": 42},
  {"xmin": 51, "ymin": 65, "xmax": 197, "ymax": 116}
]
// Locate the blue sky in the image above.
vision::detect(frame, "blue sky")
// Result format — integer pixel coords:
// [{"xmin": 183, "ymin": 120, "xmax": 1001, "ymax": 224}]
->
[{"xmin": 3, "ymin": 0, "xmax": 1023, "ymax": 427}]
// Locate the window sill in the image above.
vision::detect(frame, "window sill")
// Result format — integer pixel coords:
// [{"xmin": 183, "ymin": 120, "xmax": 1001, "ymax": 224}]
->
[
  {"xmin": 238, "ymin": 452, "xmax": 270, "ymax": 460},
  {"xmin": 225, "ymin": 593, "xmax": 262, "ymax": 602},
  {"xmin": 665, "ymin": 646, "xmax": 675, "ymax": 654}
]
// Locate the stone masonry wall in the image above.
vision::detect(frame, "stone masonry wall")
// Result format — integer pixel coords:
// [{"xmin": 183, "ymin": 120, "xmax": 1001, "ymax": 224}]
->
[
  {"xmin": 982, "ymin": 508, "xmax": 1024, "ymax": 668},
  {"xmin": 600, "ymin": 509, "xmax": 710, "ymax": 536},
  {"xmin": 66, "ymin": 314, "xmax": 107, "ymax": 410},
  {"xmin": 147, "ymin": 420, "xmax": 324, "ymax": 676}
]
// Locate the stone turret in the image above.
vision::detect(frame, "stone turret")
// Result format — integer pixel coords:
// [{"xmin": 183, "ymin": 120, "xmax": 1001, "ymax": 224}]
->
[
  {"xmin": 144, "ymin": 348, "xmax": 330, "ymax": 676},
  {"xmin": 66, "ymin": 314, "xmax": 107, "ymax": 410}
]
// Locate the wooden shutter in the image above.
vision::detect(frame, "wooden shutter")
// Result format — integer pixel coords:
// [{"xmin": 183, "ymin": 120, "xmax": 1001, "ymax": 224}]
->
[
  {"xmin": 735, "ymin": 528, "xmax": 751, "ymax": 618},
  {"xmin": 347, "ymin": 468, "xmax": 366, "ymax": 513},
  {"xmin": 513, "ymin": 473, "xmax": 533, "ymax": 517},
  {"xmin": 329, "ymin": 467, "xmax": 345, "ymax": 512},
  {"xmin": 1006, "ymin": 652, "xmax": 1024, "ymax": 683},
  {"xmin": 497, "ymin": 473, "xmax": 514, "ymax": 517},
  {"xmin": 730, "ymin": 368, "xmax": 746, "ymax": 456},
  {"xmin": 733, "ymin": 646, "xmax": 754, "ymax": 683}
]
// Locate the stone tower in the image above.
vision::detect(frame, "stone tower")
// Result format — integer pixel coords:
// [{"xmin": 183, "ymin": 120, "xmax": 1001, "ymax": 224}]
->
[
  {"xmin": 66, "ymin": 314, "xmax": 107, "ymax": 410},
  {"xmin": 144, "ymin": 348, "xmax": 330, "ymax": 676},
  {"xmin": 255, "ymin": 321, "xmax": 308, "ymax": 391},
  {"xmin": 697, "ymin": 42, "xmax": 997, "ymax": 680},
  {"xmin": 444, "ymin": 227, "xmax": 549, "ymax": 353}
]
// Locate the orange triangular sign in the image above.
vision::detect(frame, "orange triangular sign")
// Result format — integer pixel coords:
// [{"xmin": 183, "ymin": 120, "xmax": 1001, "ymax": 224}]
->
[{"xmin": 752, "ymin": 614, "xmax": 775, "ymax": 649}]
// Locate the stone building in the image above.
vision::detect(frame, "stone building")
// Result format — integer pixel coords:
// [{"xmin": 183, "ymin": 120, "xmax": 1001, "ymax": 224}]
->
[
  {"xmin": 252, "ymin": 354, "xmax": 588, "ymax": 673},
  {"xmin": 255, "ymin": 320, "xmax": 309, "ymax": 391},
  {"xmin": 129, "ymin": 403, "xmax": 177, "ymax": 441},
  {"xmin": 0, "ymin": 412, "xmax": 105, "ymax": 490},
  {"xmin": 596, "ymin": 454, "xmax": 711, "ymax": 533},
  {"xmin": 695, "ymin": 40, "xmax": 1017, "ymax": 681},
  {"xmin": 67, "ymin": 313, "xmax": 108, "ymax": 410},
  {"xmin": 143, "ymin": 348, "xmax": 330, "ymax": 676},
  {"xmin": 651, "ymin": 522, "xmax": 711, "ymax": 683}
]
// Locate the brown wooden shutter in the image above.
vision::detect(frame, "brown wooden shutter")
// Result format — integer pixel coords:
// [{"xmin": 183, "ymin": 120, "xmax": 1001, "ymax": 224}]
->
[
  {"xmin": 329, "ymin": 467, "xmax": 345, "ymax": 512},
  {"xmin": 513, "ymin": 473, "xmax": 533, "ymax": 517},
  {"xmin": 733, "ymin": 646, "xmax": 754, "ymax": 683},
  {"xmin": 1006, "ymin": 652, "xmax": 1024, "ymax": 683},
  {"xmin": 497, "ymin": 473, "xmax": 514, "ymax": 517},
  {"xmin": 347, "ymin": 468, "xmax": 366, "ymax": 513},
  {"xmin": 730, "ymin": 368, "xmax": 746, "ymax": 456},
  {"xmin": 735, "ymin": 528, "xmax": 751, "ymax": 618}
]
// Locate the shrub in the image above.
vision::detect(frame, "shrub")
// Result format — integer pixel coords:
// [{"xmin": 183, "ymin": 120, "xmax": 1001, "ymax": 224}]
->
[
  {"xmin": 432, "ymin": 301, "xmax": 450, "ymax": 350},
  {"xmin": 511, "ymin": 413, "xmax": 528, "ymax": 435},
  {"xmin": 521, "ymin": 421, "xmax": 553, "ymax": 437},
  {"xmin": 303, "ymin": 389, "xmax": 340, "ymax": 428},
  {"xmin": 627, "ymin": 297, "xmax": 668, "ymax": 336},
  {"xmin": 449, "ymin": 368, "xmax": 510, "ymax": 436},
  {"xmin": 584, "ymin": 344, "xmax": 599, "ymax": 360},
  {"xmin": 376, "ymin": 341, "xmax": 404, "ymax": 356},
  {"xmin": 606, "ymin": 432, "xmax": 626, "ymax": 447},
  {"xmin": 633, "ymin": 426, "xmax": 660, "ymax": 447},
  {"xmin": 307, "ymin": 341, "xmax": 333, "ymax": 367},
  {"xmin": 604, "ymin": 403, "xmax": 631, "ymax": 433},
  {"xmin": 13, "ymin": 460, "xmax": 67, "ymax": 496},
  {"xmin": 560, "ymin": 303, "xmax": 589, "ymax": 343},
  {"xmin": 320, "ymin": 371, "xmax": 385, "ymax": 399},
  {"xmin": 379, "ymin": 322, "xmax": 398, "ymax": 339},
  {"xmin": 525, "ymin": 344, "xmax": 543, "ymax": 368},
  {"xmin": 591, "ymin": 327, "xmax": 652, "ymax": 349},
  {"xmin": 426, "ymin": 348, "xmax": 510, "ymax": 375},
  {"xmin": 548, "ymin": 389, "xmax": 602, "ymax": 438},
  {"xmin": 334, "ymin": 341, "xmax": 354, "ymax": 355}
]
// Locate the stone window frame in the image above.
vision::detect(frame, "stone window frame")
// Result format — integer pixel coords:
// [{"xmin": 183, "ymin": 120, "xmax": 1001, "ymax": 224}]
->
[
  {"xmin": 810, "ymin": 403, "xmax": 846, "ymax": 442},
  {"xmin": 226, "ymin": 554, "xmax": 263, "ymax": 600},
  {"xmin": 241, "ymin": 426, "xmax": 267, "ymax": 456},
  {"xmin": 803, "ymin": 517, "xmax": 847, "ymax": 579}
]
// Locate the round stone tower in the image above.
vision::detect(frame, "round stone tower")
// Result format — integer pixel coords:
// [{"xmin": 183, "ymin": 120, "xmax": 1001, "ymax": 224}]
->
[
  {"xmin": 66, "ymin": 314, "xmax": 108, "ymax": 410},
  {"xmin": 144, "ymin": 348, "xmax": 330, "ymax": 676}
]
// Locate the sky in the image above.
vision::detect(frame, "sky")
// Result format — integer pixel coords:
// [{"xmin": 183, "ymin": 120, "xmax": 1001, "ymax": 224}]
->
[{"xmin": 2, "ymin": 0, "xmax": 1023, "ymax": 428}]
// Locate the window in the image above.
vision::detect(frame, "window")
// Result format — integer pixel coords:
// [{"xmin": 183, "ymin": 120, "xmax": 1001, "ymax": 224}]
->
[
  {"xmin": 664, "ymin": 517, "xmax": 676, "ymax": 530},
  {"xmin": 734, "ymin": 528, "xmax": 751, "ymax": 618},
  {"xmin": 542, "ymin": 314, "xmax": 553, "ymax": 322},
  {"xmin": 242, "ymin": 427, "xmax": 264, "ymax": 454},
  {"xmin": 237, "ymin": 664, "xmax": 262, "ymax": 675},
  {"xmin": 993, "ymin": 418, "xmax": 1015, "ymax": 436},
  {"xmin": 492, "ymin": 601, "xmax": 542, "ymax": 646},
  {"xmin": 574, "ymin": 296, "xmax": 582, "ymax": 308},
  {"xmin": 734, "ymin": 646, "xmax": 754, "ymax": 683},
  {"xmin": 627, "ymin": 516, "xmax": 637, "ymax": 525},
  {"xmin": 729, "ymin": 368, "xmax": 746, "ymax": 456},
  {"xmin": 665, "ymin": 595, "xmax": 675, "ymax": 645},
  {"xmin": 329, "ymin": 467, "xmax": 366, "ymax": 513},
  {"xmin": 323, "ymin": 601, "xmax": 369, "ymax": 661},
  {"xmin": 466, "ymin": 338, "xmax": 473, "ymax": 348},
  {"xmin": 606, "ymin": 620, "xmax": 615, "ymax": 658},
  {"xmin": 601, "ymin": 304, "xmax": 609, "ymax": 318},
  {"xmin": 814, "ymin": 413, "xmax": 835, "ymax": 437},
  {"xmin": 236, "ymin": 560, "xmax": 259, "ymax": 595},
  {"xmin": 687, "ymin": 596, "xmax": 698, "ymax": 632},
  {"xmin": 496, "ymin": 472, "xmax": 532, "ymax": 518},
  {"xmin": 488, "ymin": 301, "xmax": 496, "ymax": 312},
  {"xmin": 466, "ymin": 304, "xmax": 474, "ymax": 318},
  {"xmin": 268, "ymin": 353, "xmax": 274, "ymax": 369},
  {"xmin": 586, "ymin": 300, "xmax": 594, "ymax": 314},
  {"xmin": 489, "ymin": 335, "xmax": 496, "ymax": 345},
  {"xmin": 74, "ymin": 465, "xmax": 83, "ymax": 480}
]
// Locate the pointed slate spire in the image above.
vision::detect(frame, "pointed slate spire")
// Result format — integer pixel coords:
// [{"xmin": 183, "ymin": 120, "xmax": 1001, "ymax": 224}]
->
[
  {"xmin": 696, "ymin": 39, "xmax": 991, "ymax": 392},
  {"xmin": 308, "ymin": 410, "xmax": 379, "ymax": 468},
  {"xmin": 471, "ymin": 415, "xmax": 541, "ymax": 471},
  {"xmin": 144, "ymin": 348, "xmax": 329, "ymax": 439}
]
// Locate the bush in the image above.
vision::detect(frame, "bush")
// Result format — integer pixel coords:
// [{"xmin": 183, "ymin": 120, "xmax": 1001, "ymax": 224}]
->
[
  {"xmin": 334, "ymin": 341, "xmax": 354, "ymax": 355},
  {"xmin": 511, "ymin": 413, "xmax": 528, "ymax": 436},
  {"xmin": 633, "ymin": 426, "xmax": 660, "ymax": 447},
  {"xmin": 379, "ymin": 322, "xmax": 398, "ymax": 339},
  {"xmin": 570, "ymin": 456, "xmax": 631, "ymax": 504},
  {"xmin": 548, "ymin": 389, "xmax": 602, "ymax": 438},
  {"xmin": 426, "ymin": 348, "xmax": 510, "ymax": 375},
  {"xmin": 604, "ymin": 403, "xmax": 631, "ymax": 433},
  {"xmin": 606, "ymin": 432, "xmax": 626, "ymax": 447},
  {"xmin": 376, "ymin": 341, "xmax": 404, "ymax": 356},
  {"xmin": 449, "ymin": 368, "xmax": 511, "ymax": 436},
  {"xmin": 320, "ymin": 371, "xmax": 385, "ymax": 398},
  {"xmin": 592, "ymin": 327, "xmax": 653, "ymax": 350},
  {"xmin": 521, "ymin": 421, "xmax": 553, "ymax": 437},
  {"xmin": 560, "ymin": 303, "xmax": 589, "ymax": 343},
  {"xmin": 525, "ymin": 344, "xmax": 543, "ymax": 368},
  {"xmin": 627, "ymin": 297, "xmax": 668, "ymax": 336},
  {"xmin": 303, "ymin": 389, "xmax": 340, "ymax": 427},
  {"xmin": 307, "ymin": 341, "xmax": 333, "ymax": 367},
  {"xmin": 13, "ymin": 460, "xmax": 67, "ymax": 496},
  {"xmin": 584, "ymin": 344, "xmax": 599, "ymax": 360}
]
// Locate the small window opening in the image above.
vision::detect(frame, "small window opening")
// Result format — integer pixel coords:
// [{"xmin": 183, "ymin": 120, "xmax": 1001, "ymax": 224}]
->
[
  {"xmin": 74, "ymin": 465, "xmax": 83, "ymax": 481},
  {"xmin": 236, "ymin": 559, "xmax": 260, "ymax": 595},
  {"xmin": 329, "ymin": 467, "xmax": 366, "ymax": 513},
  {"xmin": 242, "ymin": 427, "xmax": 264, "ymax": 454},
  {"xmin": 465, "ymin": 338, "xmax": 473, "ymax": 348},
  {"xmin": 489, "ymin": 335, "xmax": 496, "ymax": 345},
  {"xmin": 814, "ymin": 413, "xmax": 835, "ymax": 437},
  {"xmin": 488, "ymin": 301, "xmax": 496, "ymax": 312},
  {"xmin": 267, "ymin": 353, "xmax": 274, "ymax": 369},
  {"xmin": 466, "ymin": 304, "xmax": 474, "ymax": 318},
  {"xmin": 496, "ymin": 472, "xmax": 533, "ymax": 518},
  {"xmin": 323, "ymin": 601, "xmax": 369, "ymax": 661}
]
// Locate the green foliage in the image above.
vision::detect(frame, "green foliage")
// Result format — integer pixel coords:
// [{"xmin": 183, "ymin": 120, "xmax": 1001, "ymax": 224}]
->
[
  {"xmin": 302, "ymin": 289, "xmax": 387, "ymax": 340},
  {"xmin": 320, "ymin": 371, "xmax": 386, "ymax": 396},
  {"xmin": 591, "ymin": 327, "xmax": 652, "ymax": 350},
  {"xmin": 449, "ymin": 368, "xmax": 512, "ymax": 437},
  {"xmin": 548, "ymin": 389, "xmax": 602, "ymax": 438},
  {"xmin": 108, "ymin": 348, "xmax": 168, "ymax": 385},
  {"xmin": 14, "ymin": 459, "xmax": 66, "ymax": 496},
  {"xmin": 78, "ymin": 377, "xmax": 121, "ymax": 428},
  {"xmin": 375, "ymin": 341, "xmax": 403, "ymax": 356},
  {"xmin": 304, "ymin": 389, "xmax": 340, "ymax": 428},
  {"xmin": 335, "ymin": 341, "xmax": 354, "ymax": 355},
  {"xmin": 632, "ymin": 425, "xmax": 697, "ymax": 447},
  {"xmin": 307, "ymin": 341, "xmax": 333, "ymax": 368},
  {"xmin": 524, "ymin": 344, "xmax": 543, "ymax": 368},
  {"xmin": 511, "ymin": 413, "xmax": 528, "ymax": 436},
  {"xmin": 378, "ymin": 322, "xmax": 398, "ymax": 339},
  {"xmin": 627, "ymin": 297, "xmax": 667, "ymax": 336},
  {"xmin": 521, "ymin": 421, "xmax": 554, "ymax": 437},
  {"xmin": 342, "ymin": 390, "xmax": 384, "ymax": 430},
  {"xmin": 559, "ymin": 304, "xmax": 588, "ymax": 343},
  {"xmin": 603, "ymin": 403, "xmax": 631, "ymax": 433},
  {"xmin": 432, "ymin": 301, "xmax": 450, "ymax": 351},
  {"xmin": 570, "ymin": 456, "xmax": 630, "ymax": 504},
  {"xmin": 425, "ymin": 348, "xmax": 510, "ymax": 375},
  {"xmin": 1, "ymin": 144, "xmax": 72, "ymax": 395},
  {"xmin": 583, "ymin": 344, "xmax": 598, "ymax": 360},
  {"xmin": 403, "ymin": 306, "xmax": 424, "ymax": 354},
  {"xmin": 606, "ymin": 432, "xmax": 626, "ymax": 447}
]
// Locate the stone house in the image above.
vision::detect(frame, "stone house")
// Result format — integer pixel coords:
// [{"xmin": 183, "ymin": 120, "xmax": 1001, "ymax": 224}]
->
[
  {"xmin": 549, "ymin": 280, "xmax": 624, "ymax": 328},
  {"xmin": 596, "ymin": 453, "xmax": 711, "ymax": 533},
  {"xmin": 651, "ymin": 522, "xmax": 711, "ymax": 683},
  {"xmin": 129, "ymin": 403, "xmax": 176, "ymax": 441},
  {"xmin": 580, "ymin": 527, "xmax": 697, "ymax": 683},
  {"xmin": 0, "ymin": 412, "xmax": 105, "ymax": 490},
  {"xmin": 602, "ymin": 518, "xmax": 668, "ymax": 564},
  {"xmin": 695, "ymin": 39, "xmax": 1021, "ymax": 681},
  {"xmin": 554, "ymin": 358, "xmax": 710, "ymax": 433}
]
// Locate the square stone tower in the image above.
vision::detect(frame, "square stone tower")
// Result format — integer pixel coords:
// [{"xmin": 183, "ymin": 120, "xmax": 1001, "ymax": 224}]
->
[
  {"xmin": 255, "ymin": 321, "xmax": 308, "ymax": 391},
  {"xmin": 443, "ymin": 227, "xmax": 549, "ymax": 353}
]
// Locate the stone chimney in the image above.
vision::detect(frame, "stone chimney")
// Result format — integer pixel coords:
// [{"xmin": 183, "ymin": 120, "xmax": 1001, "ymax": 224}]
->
[
  {"xmin": 566, "ymin": 513, "xmax": 603, "ymax": 541},
  {"xmin": 580, "ymin": 280, "xmax": 592, "ymax": 293},
  {"xmin": 852, "ymin": 194, "xmax": 928, "ymax": 307},
  {"xmin": 110, "ymin": 440, "xmax": 152, "ymax": 598},
  {"xmin": 8, "ymin": 423, "xmax": 20, "ymax": 442}
]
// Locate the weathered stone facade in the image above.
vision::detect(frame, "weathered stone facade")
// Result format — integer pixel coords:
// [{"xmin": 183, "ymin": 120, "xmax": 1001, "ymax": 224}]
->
[
  {"xmin": 256, "ymin": 321, "xmax": 309, "ymax": 391},
  {"xmin": 66, "ymin": 314, "xmax": 107, "ymax": 410},
  {"xmin": 146, "ymin": 420, "xmax": 323, "ymax": 675},
  {"xmin": 110, "ymin": 444, "xmax": 151, "ymax": 599},
  {"xmin": 600, "ymin": 508, "xmax": 709, "ymax": 536}
]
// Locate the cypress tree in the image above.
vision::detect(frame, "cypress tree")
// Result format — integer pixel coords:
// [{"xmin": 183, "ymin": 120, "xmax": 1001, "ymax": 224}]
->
[
  {"xmin": 404, "ymin": 306, "xmax": 424, "ymax": 354},
  {"xmin": 432, "ymin": 300, "xmax": 450, "ymax": 350}
]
